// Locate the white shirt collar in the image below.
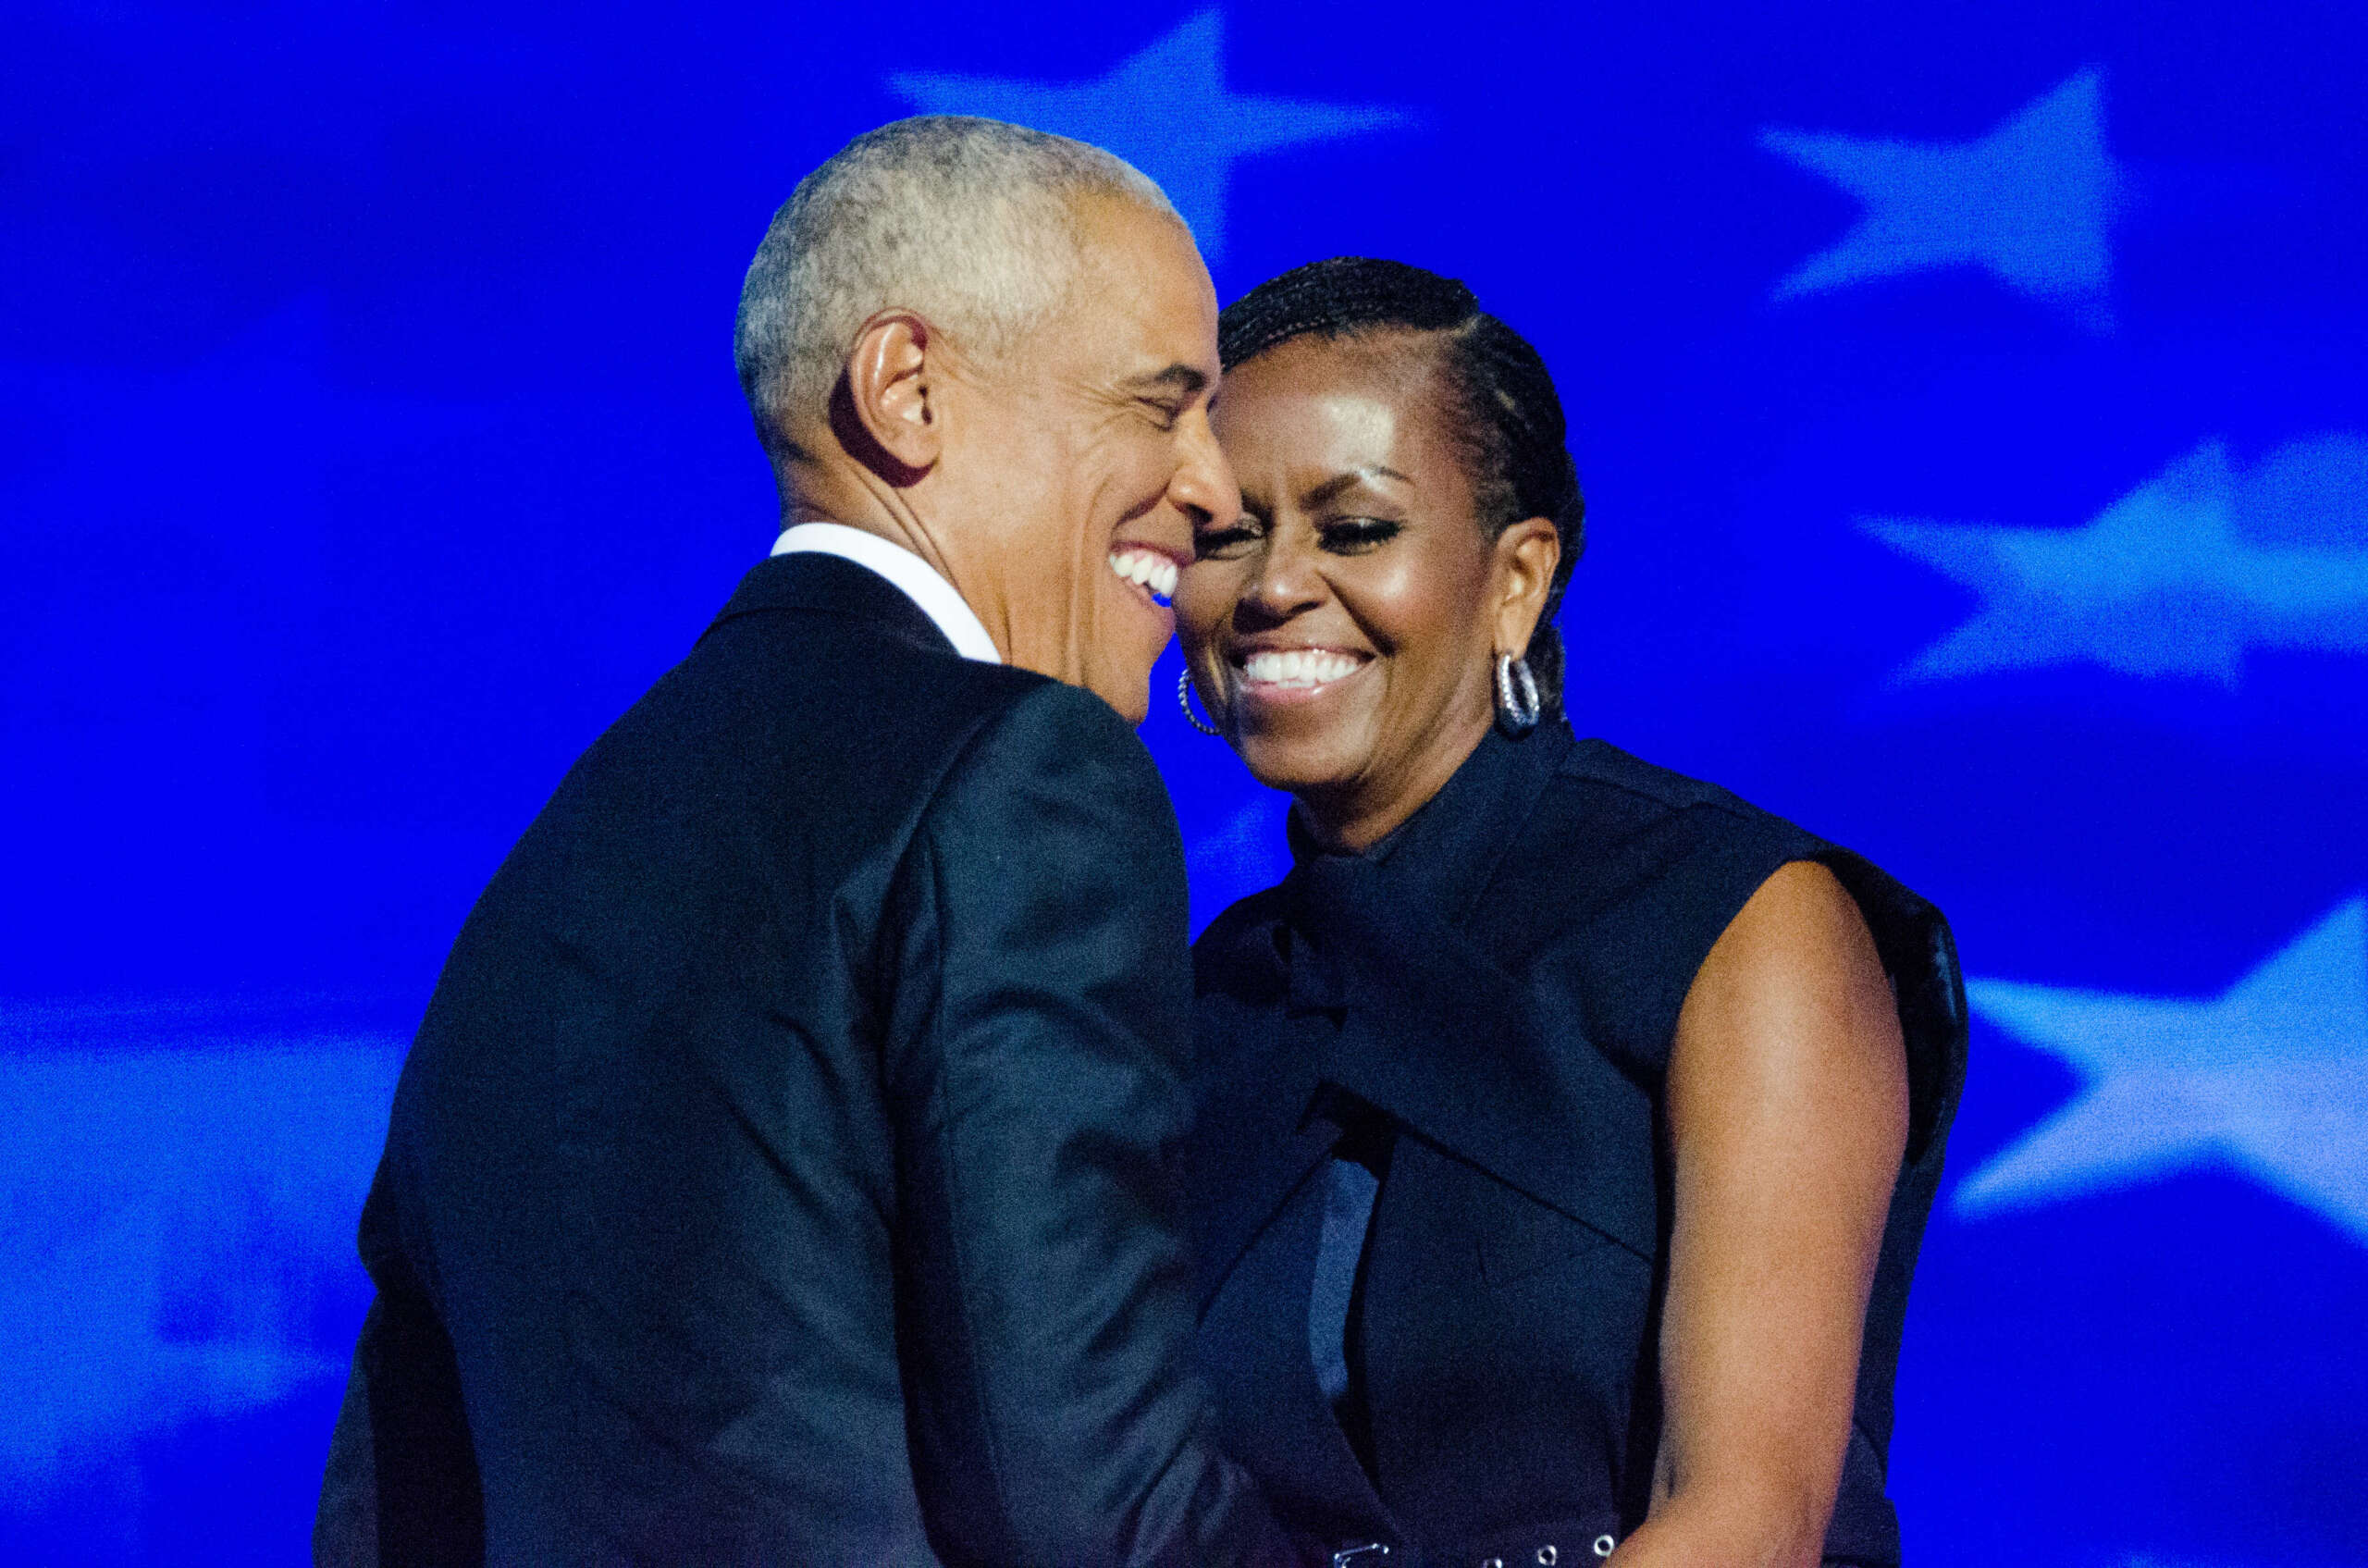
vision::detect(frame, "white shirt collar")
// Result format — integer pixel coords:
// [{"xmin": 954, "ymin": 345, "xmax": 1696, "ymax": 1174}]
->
[{"xmin": 770, "ymin": 523, "xmax": 1002, "ymax": 664}]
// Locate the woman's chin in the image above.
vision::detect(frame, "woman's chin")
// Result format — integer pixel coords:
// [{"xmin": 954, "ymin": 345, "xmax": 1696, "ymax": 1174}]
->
[
  {"xmin": 1224, "ymin": 668, "xmax": 1380, "ymax": 796},
  {"xmin": 1232, "ymin": 731, "xmax": 1361, "ymax": 802}
]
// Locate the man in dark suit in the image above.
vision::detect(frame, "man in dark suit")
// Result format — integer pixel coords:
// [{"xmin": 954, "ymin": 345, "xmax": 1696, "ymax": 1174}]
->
[{"xmin": 315, "ymin": 116, "xmax": 1296, "ymax": 1566}]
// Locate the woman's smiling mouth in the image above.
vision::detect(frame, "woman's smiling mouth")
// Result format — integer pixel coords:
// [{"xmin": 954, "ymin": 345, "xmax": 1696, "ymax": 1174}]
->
[{"xmin": 1231, "ymin": 645, "xmax": 1373, "ymax": 699}]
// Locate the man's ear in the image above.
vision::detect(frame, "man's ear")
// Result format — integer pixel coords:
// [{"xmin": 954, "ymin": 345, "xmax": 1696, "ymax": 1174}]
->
[
  {"xmin": 1493, "ymin": 516, "xmax": 1562, "ymax": 658},
  {"xmin": 839, "ymin": 311, "xmax": 943, "ymax": 481}
]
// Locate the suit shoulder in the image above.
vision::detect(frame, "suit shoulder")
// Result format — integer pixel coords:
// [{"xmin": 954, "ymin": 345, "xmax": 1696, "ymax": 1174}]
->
[
  {"xmin": 1552, "ymin": 736, "xmax": 1778, "ymax": 826},
  {"xmin": 679, "ymin": 603, "xmax": 1072, "ymax": 774},
  {"xmin": 1491, "ymin": 737, "xmax": 1826, "ymax": 974},
  {"xmin": 925, "ymin": 675, "xmax": 1169, "ymax": 817},
  {"xmin": 903, "ymin": 677, "xmax": 1193, "ymax": 1040},
  {"xmin": 965, "ymin": 671, "xmax": 1154, "ymax": 754},
  {"xmin": 912, "ymin": 678, "xmax": 1184, "ymax": 921}
]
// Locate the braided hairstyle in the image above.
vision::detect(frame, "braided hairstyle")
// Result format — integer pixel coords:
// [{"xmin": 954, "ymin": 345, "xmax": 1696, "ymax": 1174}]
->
[{"xmin": 1217, "ymin": 257, "xmax": 1585, "ymax": 716}]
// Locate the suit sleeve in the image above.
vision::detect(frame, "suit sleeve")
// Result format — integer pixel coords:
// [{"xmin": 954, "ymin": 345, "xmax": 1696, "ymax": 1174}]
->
[
  {"xmin": 882, "ymin": 680, "xmax": 1298, "ymax": 1568},
  {"xmin": 314, "ymin": 1159, "xmax": 484, "ymax": 1567}
]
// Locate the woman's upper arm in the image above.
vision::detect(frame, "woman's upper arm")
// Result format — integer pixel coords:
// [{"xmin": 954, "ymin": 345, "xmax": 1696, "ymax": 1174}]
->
[{"xmin": 1622, "ymin": 858, "xmax": 1908, "ymax": 1567}]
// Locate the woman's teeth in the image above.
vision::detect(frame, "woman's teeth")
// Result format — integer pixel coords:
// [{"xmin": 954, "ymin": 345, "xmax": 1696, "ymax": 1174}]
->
[
  {"xmin": 1107, "ymin": 547, "xmax": 1178, "ymax": 607},
  {"xmin": 1240, "ymin": 648, "xmax": 1363, "ymax": 688}
]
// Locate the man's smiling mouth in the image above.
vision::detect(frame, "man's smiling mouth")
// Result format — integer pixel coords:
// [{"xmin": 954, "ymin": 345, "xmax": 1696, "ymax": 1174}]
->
[{"xmin": 1107, "ymin": 546, "xmax": 1179, "ymax": 608}]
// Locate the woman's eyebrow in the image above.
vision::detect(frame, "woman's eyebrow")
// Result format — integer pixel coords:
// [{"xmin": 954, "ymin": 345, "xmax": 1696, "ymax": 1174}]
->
[{"xmin": 1301, "ymin": 465, "xmax": 1412, "ymax": 507}]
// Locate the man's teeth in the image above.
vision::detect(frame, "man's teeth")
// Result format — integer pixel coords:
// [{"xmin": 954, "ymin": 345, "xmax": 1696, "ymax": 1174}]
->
[
  {"xmin": 1107, "ymin": 548, "xmax": 1179, "ymax": 606},
  {"xmin": 1241, "ymin": 648, "xmax": 1363, "ymax": 688}
]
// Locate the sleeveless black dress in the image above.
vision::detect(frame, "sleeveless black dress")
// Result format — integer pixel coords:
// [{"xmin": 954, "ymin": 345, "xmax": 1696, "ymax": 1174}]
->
[{"xmin": 1188, "ymin": 719, "xmax": 1967, "ymax": 1568}]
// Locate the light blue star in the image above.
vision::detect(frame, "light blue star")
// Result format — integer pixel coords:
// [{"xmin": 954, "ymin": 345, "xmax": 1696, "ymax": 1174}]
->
[
  {"xmin": 1955, "ymin": 899, "xmax": 2368, "ymax": 1245},
  {"xmin": 1864, "ymin": 438, "xmax": 2368, "ymax": 686},
  {"xmin": 1762, "ymin": 70, "xmax": 2127, "ymax": 326},
  {"xmin": 891, "ymin": 10, "xmax": 1415, "ymax": 262},
  {"xmin": 0, "ymin": 999, "xmax": 401, "ymax": 1489}
]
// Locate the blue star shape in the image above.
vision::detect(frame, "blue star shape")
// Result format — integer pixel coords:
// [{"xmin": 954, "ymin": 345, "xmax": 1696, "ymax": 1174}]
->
[
  {"xmin": 1955, "ymin": 899, "xmax": 2368, "ymax": 1245},
  {"xmin": 1863, "ymin": 438, "xmax": 2368, "ymax": 686},
  {"xmin": 891, "ymin": 10, "xmax": 1414, "ymax": 262},
  {"xmin": 1762, "ymin": 70, "xmax": 2127, "ymax": 327}
]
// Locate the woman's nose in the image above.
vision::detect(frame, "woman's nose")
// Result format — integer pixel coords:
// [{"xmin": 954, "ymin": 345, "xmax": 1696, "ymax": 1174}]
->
[{"xmin": 1238, "ymin": 529, "xmax": 1326, "ymax": 624}]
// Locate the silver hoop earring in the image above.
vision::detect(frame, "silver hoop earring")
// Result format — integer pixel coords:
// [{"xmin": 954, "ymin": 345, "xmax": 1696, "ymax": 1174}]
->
[
  {"xmin": 1494, "ymin": 652, "xmax": 1540, "ymax": 736},
  {"xmin": 1179, "ymin": 668, "xmax": 1224, "ymax": 736}
]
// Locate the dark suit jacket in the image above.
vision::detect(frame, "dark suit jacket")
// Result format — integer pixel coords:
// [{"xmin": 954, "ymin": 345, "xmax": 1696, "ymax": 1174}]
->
[
  {"xmin": 316, "ymin": 551, "xmax": 1292, "ymax": 1567},
  {"xmin": 1189, "ymin": 722, "xmax": 1967, "ymax": 1568}
]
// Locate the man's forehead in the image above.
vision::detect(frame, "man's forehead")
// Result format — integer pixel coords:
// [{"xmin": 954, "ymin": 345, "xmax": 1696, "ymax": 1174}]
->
[
  {"xmin": 1062, "ymin": 288, "xmax": 1215, "ymax": 382},
  {"xmin": 1017, "ymin": 207, "xmax": 1211, "ymax": 400},
  {"xmin": 1073, "ymin": 203, "xmax": 1215, "ymax": 321}
]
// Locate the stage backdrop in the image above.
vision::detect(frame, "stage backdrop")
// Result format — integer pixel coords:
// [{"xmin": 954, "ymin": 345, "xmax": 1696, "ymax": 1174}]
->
[{"xmin": 5, "ymin": 2, "xmax": 2364, "ymax": 1561}]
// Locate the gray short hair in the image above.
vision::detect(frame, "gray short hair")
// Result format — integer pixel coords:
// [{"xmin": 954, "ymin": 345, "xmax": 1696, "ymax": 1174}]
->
[{"xmin": 734, "ymin": 116, "xmax": 1180, "ymax": 461}]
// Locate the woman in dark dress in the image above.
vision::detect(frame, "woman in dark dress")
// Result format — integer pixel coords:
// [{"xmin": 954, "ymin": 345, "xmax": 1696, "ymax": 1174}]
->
[{"xmin": 1175, "ymin": 258, "xmax": 1967, "ymax": 1568}]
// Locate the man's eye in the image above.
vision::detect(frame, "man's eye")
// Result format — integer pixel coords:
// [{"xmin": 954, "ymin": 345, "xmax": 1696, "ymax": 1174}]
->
[
  {"xmin": 1320, "ymin": 517, "xmax": 1401, "ymax": 553},
  {"xmin": 1194, "ymin": 524, "xmax": 1258, "ymax": 560},
  {"xmin": 1143, "ymin": 401, "xmax": 1184, "ymax": 430}
]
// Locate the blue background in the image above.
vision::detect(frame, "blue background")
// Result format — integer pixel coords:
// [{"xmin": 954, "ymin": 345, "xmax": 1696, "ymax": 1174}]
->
[{"xmin": 5, "ymin": 2, "xmax": 2365, "ymax": 1561}]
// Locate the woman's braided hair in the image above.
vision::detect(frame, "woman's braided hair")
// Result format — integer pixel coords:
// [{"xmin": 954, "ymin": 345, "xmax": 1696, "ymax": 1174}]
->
[{"xmin": 1217, "ymin": 256, "xmax": 1585, "ymax": 716}]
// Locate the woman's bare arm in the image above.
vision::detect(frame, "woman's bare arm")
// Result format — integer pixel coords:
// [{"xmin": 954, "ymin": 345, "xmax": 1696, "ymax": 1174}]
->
[{"xmin": 1610, "ymin": 860, "xmax": 1908, "ymax": 1568}]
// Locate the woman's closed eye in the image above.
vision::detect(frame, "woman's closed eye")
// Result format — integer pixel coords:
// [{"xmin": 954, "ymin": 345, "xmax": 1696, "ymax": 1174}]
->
[
  {"xmin": 1317, "ymin": 516, "xmax": 1401, "ymax": 554},
  {"xmin": 1195, "ymin": 512, "xmax": 1264, "ymax": 560},
  {"xmin": 1195, "ymin": 513, "xmax": 1401, "ymax": 561}
]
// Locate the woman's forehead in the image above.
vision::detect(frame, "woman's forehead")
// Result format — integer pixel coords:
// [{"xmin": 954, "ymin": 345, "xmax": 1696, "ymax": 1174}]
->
[
  {"xmin": 1301, "ymin": 389, "xmax": 1403, "ymax": 456},
  {"xmin": 1224, "ymin": 327, "xmax": 1442, "ymax": 401},
  {"xmin": 1220, "ymin": 337, "xmax": 1462, "ymax": 489}
]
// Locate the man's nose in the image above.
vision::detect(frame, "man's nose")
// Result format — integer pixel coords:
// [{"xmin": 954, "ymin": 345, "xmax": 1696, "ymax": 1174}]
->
[{"xmin": 1168, "ymin": 411, "xmax": 1236, "ymax": 527}]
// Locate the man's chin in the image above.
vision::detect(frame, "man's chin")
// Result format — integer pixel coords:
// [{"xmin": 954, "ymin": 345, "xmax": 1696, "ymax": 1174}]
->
[
  {"xmin": 1077, "ymin": 636, "xmax": 1165, "ymax": 723},
  {"xmin": 1086, "ymin": 664, "xmax": 1154, "ymax": 724}
]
